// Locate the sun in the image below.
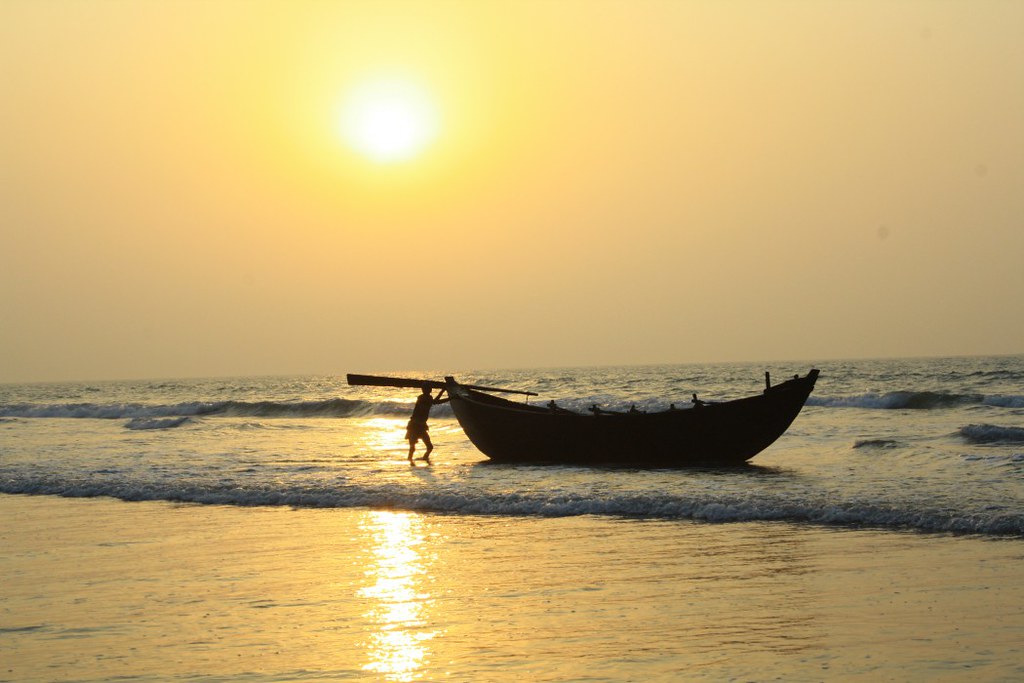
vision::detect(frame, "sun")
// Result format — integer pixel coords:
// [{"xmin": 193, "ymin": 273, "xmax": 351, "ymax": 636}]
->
[{"xmin": 339, "ymin": 78, "xmax": 440, "ymax": 164}]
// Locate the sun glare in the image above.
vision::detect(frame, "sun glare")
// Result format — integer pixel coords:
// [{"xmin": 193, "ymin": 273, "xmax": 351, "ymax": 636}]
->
[{"xmin": 339, "ymin": 78, "xmax": 440, "ymax": 164}]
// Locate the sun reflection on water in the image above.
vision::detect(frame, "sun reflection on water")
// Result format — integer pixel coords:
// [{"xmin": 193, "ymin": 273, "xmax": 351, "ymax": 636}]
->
[
  {"xmin": 359, "ymin": 510, "xmax": 435, "ymax": 681},
  {"xmin": 357, "ymin": 417, "xmax": 407, "ymax": 455}
]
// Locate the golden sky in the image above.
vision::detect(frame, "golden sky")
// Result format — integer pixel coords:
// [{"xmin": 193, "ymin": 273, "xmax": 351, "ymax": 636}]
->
[{"xmin": 2, "ymin": 0, "xmax": 1022, "ymax": 381}]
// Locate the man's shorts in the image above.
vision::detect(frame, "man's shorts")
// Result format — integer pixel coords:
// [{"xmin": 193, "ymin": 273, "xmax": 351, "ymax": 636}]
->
[{"xmin": 405, "ymin": 420, "xmax": 429, "ymax": 441}]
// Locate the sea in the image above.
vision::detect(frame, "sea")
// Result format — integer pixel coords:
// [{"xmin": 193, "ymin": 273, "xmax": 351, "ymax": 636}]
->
[
  {"xmin": 2, "ymin": 355, "xmax": 1023, "ymax": 681},
  {"xmin": 3, "ymin": 356, "xmax": 1023, "ymax": 535}
]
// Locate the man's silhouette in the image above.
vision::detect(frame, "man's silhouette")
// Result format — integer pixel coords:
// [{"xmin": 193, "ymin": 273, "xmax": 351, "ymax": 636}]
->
[{"xmin": 406, "ymin": 385, "xmax": 449, "ymax": 462}]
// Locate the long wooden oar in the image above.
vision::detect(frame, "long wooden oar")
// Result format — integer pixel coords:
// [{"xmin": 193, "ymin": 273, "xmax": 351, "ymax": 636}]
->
[{"xmin": 347, "ymin": 373, "xmax": 537, "ymax": 396}]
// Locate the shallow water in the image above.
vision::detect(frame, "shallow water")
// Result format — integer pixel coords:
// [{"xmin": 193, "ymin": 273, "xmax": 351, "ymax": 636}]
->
[{"xmin": 3, "ymin": 496, "xmax": 1023, "ymax": 682}]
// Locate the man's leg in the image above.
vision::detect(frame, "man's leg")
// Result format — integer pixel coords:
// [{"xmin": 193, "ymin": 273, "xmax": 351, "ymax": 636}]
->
[
  {"xmin": 421, "ymin": 433, "xmax": 433, "ymax": 460},
  {"xmin": 408, "ymin": 438, "xmax": 417, "ymax": 461}
]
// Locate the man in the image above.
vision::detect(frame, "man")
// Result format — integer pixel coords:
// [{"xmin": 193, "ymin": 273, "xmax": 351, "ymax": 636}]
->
[{"xmin": 406, "ymin": 384, "xmax": 449, "ymax": 462}]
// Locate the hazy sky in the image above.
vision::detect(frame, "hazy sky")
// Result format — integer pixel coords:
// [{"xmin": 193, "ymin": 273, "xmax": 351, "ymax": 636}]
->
[{"xmin": 2, "ymin": 1, "xmax": 1022, "ymax": 382}]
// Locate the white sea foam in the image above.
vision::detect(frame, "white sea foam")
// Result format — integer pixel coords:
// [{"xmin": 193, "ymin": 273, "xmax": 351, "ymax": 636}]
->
[{"xmin": 2, "ymin": 476, "xmax": 1021, "ymax": 537}]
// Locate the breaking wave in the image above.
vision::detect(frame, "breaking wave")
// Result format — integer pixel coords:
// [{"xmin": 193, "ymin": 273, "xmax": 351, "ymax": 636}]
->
[
  {"xmin": 959, "ymin": 424, "xmax": 1024, "ymax": 445},
  {"xmin": 983, "ymin": 395, "xmax": 1024, "ymax": 408},
  {"xmin": 808, "ymin": 391, "xmax": 1023, "ymax": 410},
  {"xmin": 0, "ymin": 399, "xmax": 446, "ymax": 420},
  {"xmin": 124, "ymin": 417, "xmax": 192, "ymax": 431},
  {"xmin": 2, "ymin": 476, "xmax": 1021, "ymax": 537},
  {"xmin": 5, "ymin": 392, "xmax": 1020, "ymax": 421},
  {"xmin": 852, "ymin": 439, "xmax": 901, "ymax": 450}
]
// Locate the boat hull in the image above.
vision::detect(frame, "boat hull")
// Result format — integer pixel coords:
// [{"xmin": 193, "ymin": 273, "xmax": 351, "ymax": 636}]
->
[{"xmin": 446, "ymin": 370, "xmax": 819, "ymax": 466}]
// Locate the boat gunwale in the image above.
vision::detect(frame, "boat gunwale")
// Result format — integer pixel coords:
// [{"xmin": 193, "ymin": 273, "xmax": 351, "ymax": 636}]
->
[{"xmin": 444, "ymin": 369, "xmax": 818, "ymax": 418}]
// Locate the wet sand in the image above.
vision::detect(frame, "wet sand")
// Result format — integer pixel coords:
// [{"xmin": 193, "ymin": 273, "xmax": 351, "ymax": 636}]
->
[{"xmin": 2, "ymin": 494, "xmax": 1022, "ymax": 682}]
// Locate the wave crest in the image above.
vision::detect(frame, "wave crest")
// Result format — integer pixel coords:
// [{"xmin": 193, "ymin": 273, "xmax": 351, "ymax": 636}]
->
[
  {"xmin": 959, "ymin": 424, "xmax": 1024, "ymax": 445},
  {"xmin": 983, "ymin": 395, "xmax": 1024, "ymax": 408},
  {"xmin": 852, "ymin": 439, "xmax": 901, "ymax": 449},
  {"xmin": 0, "ymin": 398, "xmax": 442, "ymax": 421},
  {"xmin": 809, "ymin": 391, "xmax": 984, "ymax": 410},
  {"xmin": 125, "ymin": 417, "xmax": 192, "ymax": 430}
]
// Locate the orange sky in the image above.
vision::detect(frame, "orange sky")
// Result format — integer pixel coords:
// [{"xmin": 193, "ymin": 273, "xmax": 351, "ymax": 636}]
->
[{"xmin": 2, "ymin": 0, "xmax": 1022, "ymax": 382}]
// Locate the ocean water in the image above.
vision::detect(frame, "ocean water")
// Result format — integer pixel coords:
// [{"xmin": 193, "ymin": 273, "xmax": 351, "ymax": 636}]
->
[
  {"xmin": 3, "ymin": 356, "xmax": 1024, "ymax": 681},
  {"xmin": 2, "ymin": 356, "xmax": 1022, "ymax": 535}
]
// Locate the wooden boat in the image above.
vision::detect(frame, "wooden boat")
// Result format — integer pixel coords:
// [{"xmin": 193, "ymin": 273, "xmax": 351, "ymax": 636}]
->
[{"xmin": 348, "ymin": 369, "xmax": 819, "ymax": 466}]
